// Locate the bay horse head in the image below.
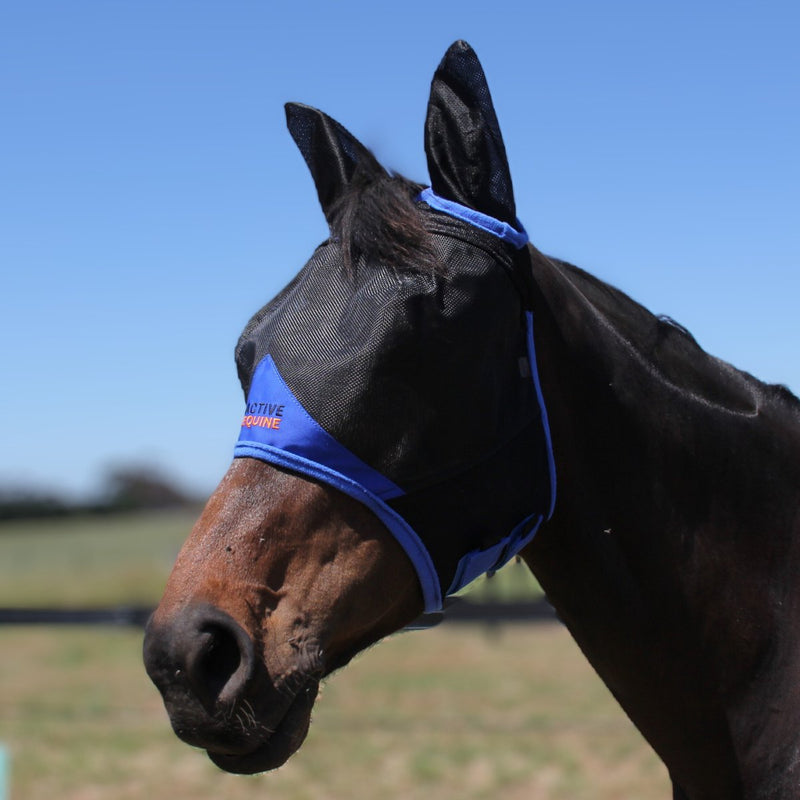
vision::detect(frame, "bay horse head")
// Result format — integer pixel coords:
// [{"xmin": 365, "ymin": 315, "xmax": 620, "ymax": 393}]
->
[
  {"xmin": 144, "ymin": 40, "xmax": 554, "ymax": 775},
  {"xmin": 145, "ymin": 41, "xmax": 800, "ymax": 798}
]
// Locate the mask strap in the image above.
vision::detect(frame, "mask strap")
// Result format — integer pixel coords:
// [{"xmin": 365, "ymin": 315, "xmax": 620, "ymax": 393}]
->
[{"xmin": 418, "ymin": 188, "xmax": 529, "ymax": 249}]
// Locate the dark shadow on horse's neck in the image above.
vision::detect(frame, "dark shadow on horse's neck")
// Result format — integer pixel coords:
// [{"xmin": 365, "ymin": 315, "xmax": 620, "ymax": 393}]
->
[
  {"xmin": 538, "ymin": 253, "xmax": 770, "ymax": 417},
  {"xmin": 528, "ymin": 247, "xmax": 800, "ymax": 562},
  {"xmin": 527, "ymin": 247, "xmax": 800, "ymax": 585},
  {"xmin": 522, "ymin": 248, "xmax": 800, "ymax": 798}
]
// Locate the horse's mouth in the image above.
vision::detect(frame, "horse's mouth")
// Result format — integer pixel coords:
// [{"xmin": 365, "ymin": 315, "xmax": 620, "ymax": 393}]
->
[{"xmin": 205, "ymin": 678, "xmax": 320, "ymax": 775}]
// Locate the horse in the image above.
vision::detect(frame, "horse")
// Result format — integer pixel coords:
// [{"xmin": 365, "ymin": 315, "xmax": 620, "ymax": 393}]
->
[{"xmin": 143, "ymin": 41, "xmax": 800, "ymax": 799}]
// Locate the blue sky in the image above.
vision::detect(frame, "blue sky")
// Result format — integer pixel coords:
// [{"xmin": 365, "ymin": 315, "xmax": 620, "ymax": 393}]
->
[{"xmin": 2, "ymin": 1, "xmax": 798, "ymax": 499}]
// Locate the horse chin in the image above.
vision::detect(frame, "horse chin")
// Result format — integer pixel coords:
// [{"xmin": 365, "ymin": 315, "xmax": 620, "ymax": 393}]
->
[{"xmin": 206, "ymin": 679, "xmax": 320, "ymax": 775}]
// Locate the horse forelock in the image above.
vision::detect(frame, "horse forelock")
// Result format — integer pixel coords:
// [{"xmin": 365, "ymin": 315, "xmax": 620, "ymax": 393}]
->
[{"xmin": 327, "ymin": 169, "xmax": 440, "ymax": 275}]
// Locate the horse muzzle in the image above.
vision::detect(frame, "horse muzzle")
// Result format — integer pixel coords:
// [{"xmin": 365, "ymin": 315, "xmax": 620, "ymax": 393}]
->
[{"xmin": 143, "ymin": 603, "xmax": 320, "ymax": 774}]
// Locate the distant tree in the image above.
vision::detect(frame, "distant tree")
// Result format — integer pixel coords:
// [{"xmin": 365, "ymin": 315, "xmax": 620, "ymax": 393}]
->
[
  {"xmin": 101, "ymin": 464, "xmax": 194, "ymax": 511},
  {"xmin": 0, "ymin": 488, "xmax": 70, "ymax": 520},
  {"xmin": 0, "ymin": 464, "xmax": 197, "ymax": 522}
]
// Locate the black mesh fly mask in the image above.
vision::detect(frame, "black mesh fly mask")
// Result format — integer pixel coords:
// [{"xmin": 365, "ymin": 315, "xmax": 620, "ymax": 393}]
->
[{"xmin": 233, "ymin": 42, "xmax": 555, "ymax": 611}]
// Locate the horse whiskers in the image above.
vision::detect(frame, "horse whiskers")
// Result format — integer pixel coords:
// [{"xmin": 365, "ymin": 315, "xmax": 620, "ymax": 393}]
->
[
  {"xmin": 217, "ymin": 698, "xmax": 275, "ymax": 739},
  {"xmin": 233, "ymin": 708, "xmax": 249, "ymax": 735},
  {"xmin": 237, "ymin": 698, "xmax": 258, "ymax": 730}
]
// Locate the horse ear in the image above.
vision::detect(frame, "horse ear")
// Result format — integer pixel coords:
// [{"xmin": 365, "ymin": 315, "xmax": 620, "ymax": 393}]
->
[
  {"xmin": 285, "ymin": 102, "xmax": 386, "ymax": 224},
  {"xmin": 424, "ymin": 41, "xmax": 518, "ymax": 227}
]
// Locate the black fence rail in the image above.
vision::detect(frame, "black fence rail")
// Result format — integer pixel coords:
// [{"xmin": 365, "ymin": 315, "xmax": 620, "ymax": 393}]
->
[
  {"xmin": 0, "ymin": 597, "xmax": 558, "ymax": 629},
  {"xmin": 0, "ymin": 606, "xmax": 153, "ymax": 627}
]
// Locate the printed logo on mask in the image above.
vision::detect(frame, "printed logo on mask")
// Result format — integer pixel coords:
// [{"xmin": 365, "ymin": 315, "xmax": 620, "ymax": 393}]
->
[
  {"xmin": 242, "ymin": 401, "xmax": 285, "ymax": 430},
  {"xmin": 235, "ymin": 354, "xmax": 406, "ymax": 506}
]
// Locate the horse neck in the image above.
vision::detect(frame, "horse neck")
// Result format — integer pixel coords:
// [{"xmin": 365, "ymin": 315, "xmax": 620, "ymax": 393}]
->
[
  {"xmin": 523, "ymin": 250, "xmax": 800, "ymax": 794},
  {"xmin": 528, "ymin": 251, "xmax": 780, "ymax": 534},
  {"xmin": 526, "ymin": 249, "xmax": 800, "ymax": 598}
]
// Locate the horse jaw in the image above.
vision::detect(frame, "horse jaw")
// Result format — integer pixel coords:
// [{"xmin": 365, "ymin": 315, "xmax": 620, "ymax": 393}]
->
[{"xmin": 144, "ymin": 457, "xmax": 422, "ymax": 773}]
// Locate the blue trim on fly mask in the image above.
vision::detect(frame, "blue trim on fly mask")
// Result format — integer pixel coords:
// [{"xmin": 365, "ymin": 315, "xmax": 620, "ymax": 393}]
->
[
  {"xmin": 526, "ymin": 310, "xmax": 557, "ymax": 521},
  {"xmin": 443, "ymin": 310, "xmax": 556, "ymax": 595},
  {"xmin": 234, "ymin": 355, "xmax": 444, "ymax": 611},
  {"xmin": 418, "ymin": 188, "xmax": 529, "ymax": 249}
]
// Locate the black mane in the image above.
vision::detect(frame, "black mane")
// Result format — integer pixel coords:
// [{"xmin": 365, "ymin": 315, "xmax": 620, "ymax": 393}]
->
[
  {"xmin": 551, "ymin": 257, "xmax": 800, "ymax": 413},
  {"xmin": 328, "ymin": 169, "xmax": 438, "ymax": 274}
]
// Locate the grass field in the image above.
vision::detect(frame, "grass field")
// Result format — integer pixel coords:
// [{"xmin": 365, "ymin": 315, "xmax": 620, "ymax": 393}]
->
[
  {"xmin": 0, "ymin": 511, "xmax": 669, "ymax": 799},
  {"xmin": 0, "ymin": 510, "xmax": 197, "ymax": 606}
]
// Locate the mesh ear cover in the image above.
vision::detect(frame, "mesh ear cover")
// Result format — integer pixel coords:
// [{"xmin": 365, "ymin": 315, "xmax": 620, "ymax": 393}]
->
[
  {"xmin": 425, "ymin": 40, "xmax": 518, "ymax": 227},
  {"xmin": 285, "ymin": 103, "xmax": 386, "ymax": 224}
]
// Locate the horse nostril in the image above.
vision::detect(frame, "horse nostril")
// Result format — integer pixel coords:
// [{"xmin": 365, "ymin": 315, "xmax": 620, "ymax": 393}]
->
[
  {"xmin": 145, "ymin": 604, "xmax": 256, "ymax": 713},
  {"xmin": 186, "ymin": 622, "xmax": 248, "ymax": 706}
]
